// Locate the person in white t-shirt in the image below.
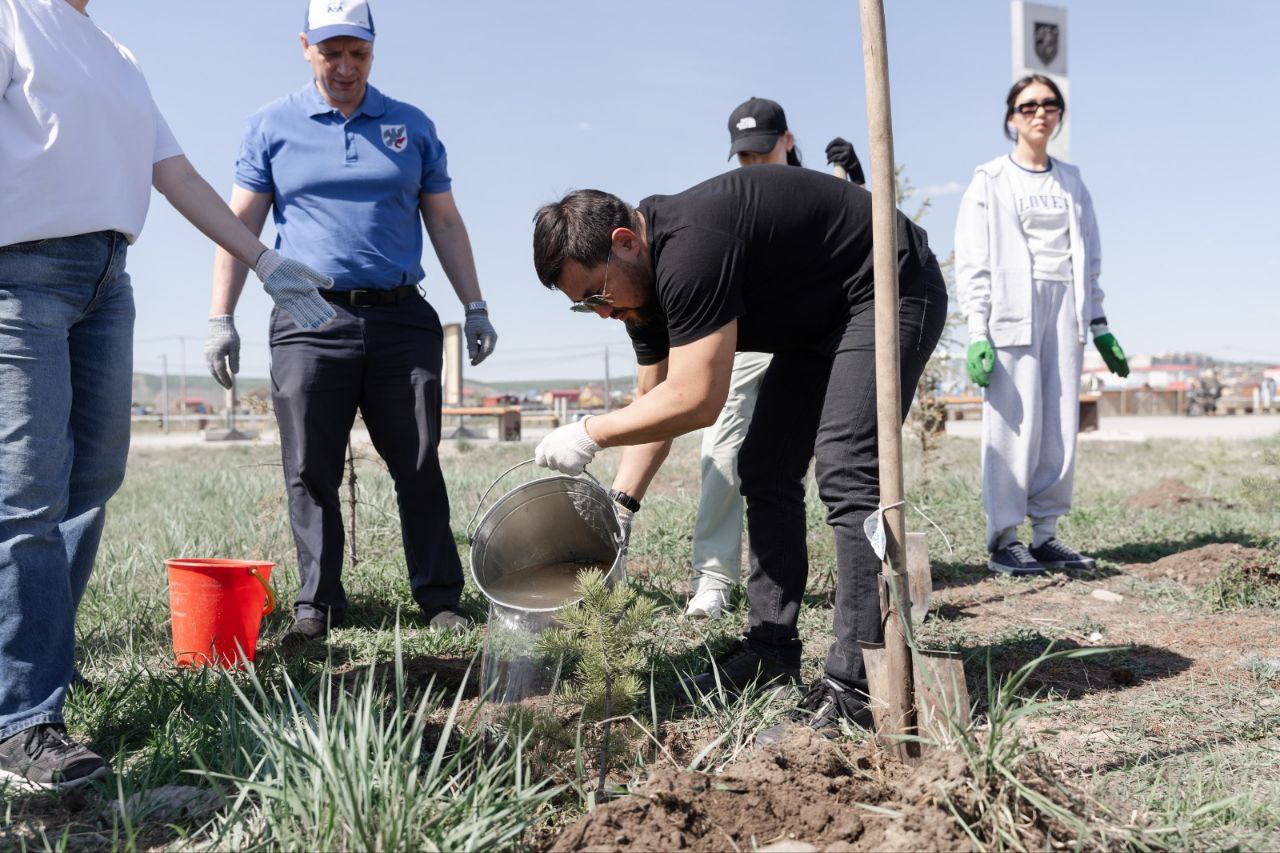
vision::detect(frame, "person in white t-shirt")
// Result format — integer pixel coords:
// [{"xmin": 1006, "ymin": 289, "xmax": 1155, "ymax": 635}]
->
[
  {"xmin": 955, "ymin": 74, "xmax": 1130, "ymax": 576},
  {"xmin": 0, "ymin": 0, "xmax": 335, "ymax": 790}
]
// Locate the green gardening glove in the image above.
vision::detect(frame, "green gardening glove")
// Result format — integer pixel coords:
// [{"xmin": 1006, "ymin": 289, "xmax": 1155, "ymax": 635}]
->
[
  {"xmin": 1092, "ymin": 326, "xmax": 1129, "ymax": 377},
  {"xmin": 966, "ymin": 337, "xmax": 995, "ymax": 387}
]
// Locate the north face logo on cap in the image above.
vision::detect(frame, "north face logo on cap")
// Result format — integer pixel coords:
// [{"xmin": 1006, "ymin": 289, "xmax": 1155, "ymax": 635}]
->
[
  {"xmin": 382, "ymin": 125, "xmax": 408, "ymax": 152},
  {"xmin": 736, "ymin": 117, "xmax": 757, "ymax": 131}
]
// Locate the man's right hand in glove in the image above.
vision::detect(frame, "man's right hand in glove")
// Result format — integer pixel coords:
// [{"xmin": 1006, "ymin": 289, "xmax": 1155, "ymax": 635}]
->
[
  {"xmin": 967, "ymin": 336, "xmax": 995, "ymax": 387},
  {"xmin": 255, "ymin": 249, "xmax": 337, "ymax": 330},
  {"xmin": 825, "ymin": 136, "xmax": 867, "ymax": 185},
  {"xmin": 205, "ymin": 315, "xmax": 240, "ymax": 389}
]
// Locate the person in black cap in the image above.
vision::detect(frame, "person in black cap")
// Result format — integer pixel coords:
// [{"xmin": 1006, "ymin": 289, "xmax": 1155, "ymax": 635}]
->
[
  {"xmin": 686, "ymin": 98, "xmax": 866, "ymax": 621},
  {"xmin": 528, "ymin": 159, "xmax": 947, "ymax": 733}
]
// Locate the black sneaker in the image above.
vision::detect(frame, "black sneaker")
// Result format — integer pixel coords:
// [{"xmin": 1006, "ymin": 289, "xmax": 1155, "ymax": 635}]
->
[
  {"xmin": 280, "ymin": 617, "xmax": 329, "ymax": 651},
  {"xmin": 987, "ymin": 542, "xmax": 1046, "ymax": 576},
  {"xmin": 792, "ymin": 677, "xmax": 873, "ymax": 732},
  {"xmin": 679, "ymin": 639, "xmax": 801, "ymax": 699},
  {"xmin": 1030, "ymin": 538, "xmax": 1097, "ymax": 571},
  {"xmin": 755, "ymin": 678, "xmax": 873, "ymax": 746},
  {"xmin": 0, "ymin": 725, "xmax": 107, "ymax": 791},
  {"xmin": 423, "ymin": 607, "xmax": 469, "ymax": 633}
]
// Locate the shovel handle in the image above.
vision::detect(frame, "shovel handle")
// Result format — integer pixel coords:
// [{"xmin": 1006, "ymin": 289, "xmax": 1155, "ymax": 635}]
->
[
  {"xmin": 465, "ymin": 458, "xmax": 603, "ymax": 544},
  {"xmin": 250, "ymin": 567, "xmax": 277, "ymax": 616}
]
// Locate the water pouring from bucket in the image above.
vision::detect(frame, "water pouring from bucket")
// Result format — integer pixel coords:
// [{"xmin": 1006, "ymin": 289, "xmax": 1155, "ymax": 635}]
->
[{"xmin": 468, "ymin": 461, "xmax": 626, "ymax": 703}]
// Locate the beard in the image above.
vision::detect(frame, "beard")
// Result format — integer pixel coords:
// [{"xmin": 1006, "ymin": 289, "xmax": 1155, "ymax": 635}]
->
[{"xmin": 612, "ymin": 254, "xmax": 662, "ymax": 329}]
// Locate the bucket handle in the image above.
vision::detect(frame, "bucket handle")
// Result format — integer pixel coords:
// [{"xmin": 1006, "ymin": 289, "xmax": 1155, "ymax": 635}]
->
[
  {"xmin": 250, "ymin": 567, "xmax": 277, "ymax": 616},
  {"xmin": 465, "ymin": 458, "xmax": 603, "ymax": 544}
]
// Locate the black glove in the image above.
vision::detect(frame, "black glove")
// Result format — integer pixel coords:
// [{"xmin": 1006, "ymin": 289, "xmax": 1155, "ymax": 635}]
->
[{"xmin": 825, "ymin": 137, "xmax": 866, "ymax": 185}]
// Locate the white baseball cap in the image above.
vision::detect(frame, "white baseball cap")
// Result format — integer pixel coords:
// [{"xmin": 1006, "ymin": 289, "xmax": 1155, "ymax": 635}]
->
[{"xmin": 304, "ymin": 0, "xmax": 375, "ymax": 43}]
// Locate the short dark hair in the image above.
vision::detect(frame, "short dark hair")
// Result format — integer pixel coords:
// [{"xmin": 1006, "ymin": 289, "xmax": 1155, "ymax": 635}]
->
[
  {"xmin": 532, "ymin": 190, "xmax": 638, "ymax": 289},
  {"xmin": 1004, "ymin": 74, "xmax": 1066, "ymax": 142}
]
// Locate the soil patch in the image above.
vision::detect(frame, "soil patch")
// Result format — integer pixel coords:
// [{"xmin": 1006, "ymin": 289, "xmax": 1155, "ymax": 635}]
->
[
  {"xmin": 550, "ymin": 729, "xmax": 973, "ymax": 852},
  {"xmin": 1128, "ymin": 543, "xmax": 1274, "ymax": 588},
  {"xmin": 1122, "ymin": 478, "xmax": 1213, "ymax": 510}
]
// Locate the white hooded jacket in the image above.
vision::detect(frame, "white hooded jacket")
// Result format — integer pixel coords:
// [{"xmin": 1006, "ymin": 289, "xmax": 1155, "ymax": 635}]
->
[{"xmin": 954, "ymin": 155, "xmax": 1103, "ymax": 347}]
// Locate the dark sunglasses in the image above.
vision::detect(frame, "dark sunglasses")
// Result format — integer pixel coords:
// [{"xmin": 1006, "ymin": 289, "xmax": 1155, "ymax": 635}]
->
[
  {"xmin": 567, "ymin": 253, "xmax": 613, "ymax": 313},
  {"xmin": 1015, "ymin": 99, "xmax": 1063, "ymax": 117}
]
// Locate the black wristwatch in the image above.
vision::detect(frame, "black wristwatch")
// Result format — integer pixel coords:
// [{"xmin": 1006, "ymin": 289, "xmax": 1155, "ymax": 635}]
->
[{"xmin": 608, "ymin": 489, "xmax": 641, "ymax": 513}]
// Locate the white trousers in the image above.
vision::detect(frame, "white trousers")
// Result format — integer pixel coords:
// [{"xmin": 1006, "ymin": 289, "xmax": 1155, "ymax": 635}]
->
[
  {"xmin": 690, "ymin": 351, "xmax": 772, "ymax": 589},
  {"xmin": 982, "ymin": 279, "xmax": 1084, "ymax": 552}
]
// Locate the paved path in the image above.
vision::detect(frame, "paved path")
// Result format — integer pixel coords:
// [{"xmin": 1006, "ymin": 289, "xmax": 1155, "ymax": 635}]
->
[
  {"xmin": 946, "ymin": 414, "xmax": 1280, "ymax": 442},
  {"xmin": 130, "ymin": 414, "xmax": 1280, "ymax": 453}
]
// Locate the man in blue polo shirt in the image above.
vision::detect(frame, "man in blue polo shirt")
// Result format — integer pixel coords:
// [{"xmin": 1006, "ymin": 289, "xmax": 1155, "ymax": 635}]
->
[{"xmin": 204, "ymin": 0, "xmax": 497, "ymax": 645}]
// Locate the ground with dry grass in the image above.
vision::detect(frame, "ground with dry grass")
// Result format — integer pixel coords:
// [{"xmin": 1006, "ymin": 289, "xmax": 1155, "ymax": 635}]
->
[{"xmin": 0, "ymin": 426, "xmax": 1276, "ymax": 850}]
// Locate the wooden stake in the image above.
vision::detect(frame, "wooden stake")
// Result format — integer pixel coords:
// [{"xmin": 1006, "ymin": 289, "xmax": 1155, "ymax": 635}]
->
[{"xmin": 859, "ymin": 0, "xmax": 917, "ymax": 759}]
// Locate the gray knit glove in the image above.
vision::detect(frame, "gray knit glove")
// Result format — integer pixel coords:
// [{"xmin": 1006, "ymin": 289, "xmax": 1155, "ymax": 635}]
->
[
  {"xmin": 464, "ymin": 306, "xmax": 498, "ymax": 366},
  {"xmin": 254, "ymin": 250, "xmax": 336, "ymax": 330},
  {"xmin": 205, "ymin": 315, "xmax": 240, "ymax": 389}
]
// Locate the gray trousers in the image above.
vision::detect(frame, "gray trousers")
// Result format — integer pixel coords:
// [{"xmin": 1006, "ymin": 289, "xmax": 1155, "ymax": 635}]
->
[
  {"xmin": 982, "ymin": 279, "xmax": 1084, "ymax": 552},
  {"xmin": 269, "ymin": 293, "xmax": 463, "ymax": 622}
]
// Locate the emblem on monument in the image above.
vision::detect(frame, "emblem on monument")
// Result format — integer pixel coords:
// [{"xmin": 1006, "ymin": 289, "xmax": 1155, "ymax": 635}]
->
[{"xmin": 1033, "ymin": 21, "xmax": 1059, "ymax": 66}]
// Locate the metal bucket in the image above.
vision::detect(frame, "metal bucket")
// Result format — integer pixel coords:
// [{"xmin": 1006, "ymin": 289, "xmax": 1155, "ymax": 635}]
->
[{"xmin": 467, "ymin": 460, "xmax": 625, "ymax": 614}]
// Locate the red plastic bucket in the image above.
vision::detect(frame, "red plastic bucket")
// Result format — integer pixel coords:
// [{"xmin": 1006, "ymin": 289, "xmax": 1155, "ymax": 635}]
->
[{"xmin": 166, "ymin": 558, "xmax": 277, "ymax": 668}]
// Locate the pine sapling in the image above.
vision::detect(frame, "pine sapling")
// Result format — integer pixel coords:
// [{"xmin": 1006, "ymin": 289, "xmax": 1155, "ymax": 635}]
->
[{"xmin": 537, "ymin": 568, "xmax": 655, "ymax": 799}]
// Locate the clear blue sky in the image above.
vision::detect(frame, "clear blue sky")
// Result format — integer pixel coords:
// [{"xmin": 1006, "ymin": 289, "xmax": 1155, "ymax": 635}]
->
[{"xmin": 94, "ymin": 0, "xmax": 1279, "ymax": 383}]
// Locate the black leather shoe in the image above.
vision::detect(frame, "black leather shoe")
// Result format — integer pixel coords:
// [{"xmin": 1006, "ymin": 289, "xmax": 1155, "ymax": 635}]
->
[
  {"xmin": 423, "ymin": 607, "xmax": 470, "ymax": 633},
  {"xmin": 679, "ymin": 639, "xmax": 801, "ymax": 699},
  {"xmin": 280, "ymin": 617, "xmax": 329, "ymax": 650}
]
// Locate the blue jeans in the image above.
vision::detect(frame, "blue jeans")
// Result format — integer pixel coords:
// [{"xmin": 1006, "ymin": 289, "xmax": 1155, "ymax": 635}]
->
[{"xmin": 0, "ymin": 231, "xmax": 134, "ymax": 739}]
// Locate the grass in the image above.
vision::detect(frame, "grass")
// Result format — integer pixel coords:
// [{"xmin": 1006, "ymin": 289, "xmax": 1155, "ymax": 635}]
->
[{"xmin": 0, "ymin": 430, "xmax": 1275, "ymax": 849}]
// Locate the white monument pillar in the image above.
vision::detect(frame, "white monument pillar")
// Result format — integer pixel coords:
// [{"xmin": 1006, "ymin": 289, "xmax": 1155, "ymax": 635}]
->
[
  {"xmin": 1011, "ymin": 1, "xmax": 1069, "ymax": 161},
  {"xmin": 443, "ymin": 323, "xmax": 463, "ymax": 406}
]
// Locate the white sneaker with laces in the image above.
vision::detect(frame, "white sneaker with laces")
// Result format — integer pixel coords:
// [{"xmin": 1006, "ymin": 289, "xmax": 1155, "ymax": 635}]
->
[{"xmin": 685, "ymin": 586, "xmax": 729, "ymax": 619}]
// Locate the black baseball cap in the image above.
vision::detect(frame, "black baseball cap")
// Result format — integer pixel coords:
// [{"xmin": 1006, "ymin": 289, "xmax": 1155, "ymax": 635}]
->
[{"xmin": 727, "ymin": 97, "xmax": 787, "ymax": 159}]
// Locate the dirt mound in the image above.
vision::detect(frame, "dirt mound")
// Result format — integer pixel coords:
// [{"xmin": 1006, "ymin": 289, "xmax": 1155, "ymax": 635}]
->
[
  {"xmin": 1123, "ymin": 478, "xmax": 1212, "ymax": 510},
  {"xmin": 550, "ymin": 729, "xmax": 971, "ymax": 852},
  {"xmin": 1130, "ymin": 543, "xmax": 1273, "ymax": 587}
]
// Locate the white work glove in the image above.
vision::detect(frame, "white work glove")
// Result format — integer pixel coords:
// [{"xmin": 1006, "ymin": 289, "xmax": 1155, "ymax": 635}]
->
[
  {"xmin": 205, "ymin": 315, "xmax": 240, "ymax": 390},
  {"xmin": 464, "ymin": 304, "xmax": 498, "ymax": 366},
  {"xmin": 255, "ymin": 249, "xmax": 336, "ymax": 330},
  {"xmin": 534, "ymin": 418, "xmax": 600, "ymax": 476}
]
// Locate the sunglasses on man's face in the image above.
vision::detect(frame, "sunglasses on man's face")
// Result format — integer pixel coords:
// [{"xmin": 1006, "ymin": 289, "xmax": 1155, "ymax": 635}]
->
[
  {"xmin": 1015, "ymin": 99, "xmax": 1062, "ymax": 117},
  {"xmin": 568, "ymin": 253, "xmax": 613, "ymax": 313}
]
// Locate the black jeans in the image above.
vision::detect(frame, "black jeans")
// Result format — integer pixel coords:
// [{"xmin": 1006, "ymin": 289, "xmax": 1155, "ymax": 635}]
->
[
  {"xmin": 269, "ymin": 292, "xmax": 463, "ymax": 622},
  {"xmin": 738, "ymin": 269, "xmax": 947, "ymax": 689}
]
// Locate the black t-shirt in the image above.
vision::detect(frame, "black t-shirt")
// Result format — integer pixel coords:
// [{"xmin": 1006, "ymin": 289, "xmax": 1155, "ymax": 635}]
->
[{"xmin": 628, "ymin": 164, "xmax": 937, "ymax": 365}]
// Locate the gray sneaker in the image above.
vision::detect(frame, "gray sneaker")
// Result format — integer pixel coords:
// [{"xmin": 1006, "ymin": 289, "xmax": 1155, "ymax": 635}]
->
[
  {"xmin": 0, "ymin": 725, "xmax": 107, "ymax": 791},
  {"xmin": 988, "ymin": 542, "xmax": 1046, "ymax": 576},
  {"xmin": 1030, "ymin": 538, "xmax": 1097, "ymax": 570}
]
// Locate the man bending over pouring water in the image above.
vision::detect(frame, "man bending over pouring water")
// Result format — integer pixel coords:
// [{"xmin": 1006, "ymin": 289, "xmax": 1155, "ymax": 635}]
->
[{"xmin": 530, "ymin": 165, "xmax": 946, "ymax": 731}]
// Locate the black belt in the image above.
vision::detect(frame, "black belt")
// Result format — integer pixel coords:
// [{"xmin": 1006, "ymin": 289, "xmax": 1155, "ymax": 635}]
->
[{"xmin": 322, "ymin": 284, "xmax": 418, "ymax": 308}]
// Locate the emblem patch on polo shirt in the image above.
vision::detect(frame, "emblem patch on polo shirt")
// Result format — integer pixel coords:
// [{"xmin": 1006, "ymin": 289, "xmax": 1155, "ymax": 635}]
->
[{"xmin": 381, "ymin": 124, "xmax": 408, "ymax": 152}]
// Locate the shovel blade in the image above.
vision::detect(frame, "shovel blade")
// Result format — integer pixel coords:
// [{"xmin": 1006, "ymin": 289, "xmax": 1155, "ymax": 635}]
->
[
  {"xmin": 913, "ymin": 649, "xmax": 970, "ymax": 747},
  {"xmin": 906, "ymin": 531, "xmax": 932, "ymax": 623}
]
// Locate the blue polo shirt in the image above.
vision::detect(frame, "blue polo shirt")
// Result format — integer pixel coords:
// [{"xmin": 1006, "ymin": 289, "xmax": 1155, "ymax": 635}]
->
[{"xmin": 235, "ymin": 82, "xmax": 451, "ymax": 290}]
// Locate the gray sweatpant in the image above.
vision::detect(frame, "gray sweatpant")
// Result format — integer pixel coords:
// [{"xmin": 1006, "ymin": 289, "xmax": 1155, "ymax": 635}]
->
[{"xmin": 982, "ymin": 279, "xmax": 1084, "ymax": 552}]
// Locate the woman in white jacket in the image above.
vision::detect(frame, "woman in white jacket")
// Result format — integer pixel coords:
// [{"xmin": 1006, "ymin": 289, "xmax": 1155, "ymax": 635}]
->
[{"xmin": 954, "ymin": 74, "xmax": 1129, "ymax": 576}]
